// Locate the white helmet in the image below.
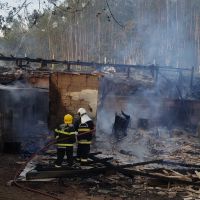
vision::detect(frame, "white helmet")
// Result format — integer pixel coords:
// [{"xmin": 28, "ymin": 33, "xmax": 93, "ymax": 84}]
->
[
  {"xmin": 77, "ymin": 108, "xmax": 87, "ymax": 115},
  {"xmin": 77, "ymin": 108, "xmax": 91, "ymax": 123}
]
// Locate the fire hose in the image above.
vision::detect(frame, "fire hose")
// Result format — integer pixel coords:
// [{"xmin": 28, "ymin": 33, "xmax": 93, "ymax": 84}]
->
[{"xmin": 13, "ymin": 129, "xmax": 95, "ymax": 200}]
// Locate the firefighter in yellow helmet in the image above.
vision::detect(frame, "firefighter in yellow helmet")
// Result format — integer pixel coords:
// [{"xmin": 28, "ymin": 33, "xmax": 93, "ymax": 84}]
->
[
  {"xmin": 74, "ymin": 108, "xmax": 94, "ymax": 164},
  {"xmin": 54, "ymin": 114, "xmax": 76, "ymax": 167}
]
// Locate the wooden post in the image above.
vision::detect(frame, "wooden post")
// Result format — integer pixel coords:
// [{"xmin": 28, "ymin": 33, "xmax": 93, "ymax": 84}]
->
[
  {"xmin": 67, "ymin": 63, "xmax": 71, "ymax": 71},
  {"xmin": 155, "ymin": 66, "xmax": 159, "ymax": 82},
  {"xmin": 190, "ymin": 66, "xmax": 194, "ymax": 89},
  {"xmin": 16, "ymin": 59, "xmax": 23, "ymax": 68},
  {"xmin": 127, "ymin": 66, "xmax": 130, "ymax": 78},
  {"xmin": 41, "ymin": 61, "xmax": 47, "ymax": 68}
]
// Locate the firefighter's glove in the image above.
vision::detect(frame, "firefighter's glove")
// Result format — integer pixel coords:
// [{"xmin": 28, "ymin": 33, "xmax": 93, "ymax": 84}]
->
[{"xmin": 75, "ymin": 131, "xmax": 78, "ymax": 136}]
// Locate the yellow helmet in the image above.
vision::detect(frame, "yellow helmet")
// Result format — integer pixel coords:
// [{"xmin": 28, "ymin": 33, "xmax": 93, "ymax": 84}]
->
[{"xmin": 64, "ymin": 114, "xmax": 73, "ymax": 124}]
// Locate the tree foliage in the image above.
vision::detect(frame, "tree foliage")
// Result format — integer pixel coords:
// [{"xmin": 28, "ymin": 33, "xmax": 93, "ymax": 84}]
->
[{"xmin": 0, "ymin": 0, "xmax": 200, "ymax": 69}]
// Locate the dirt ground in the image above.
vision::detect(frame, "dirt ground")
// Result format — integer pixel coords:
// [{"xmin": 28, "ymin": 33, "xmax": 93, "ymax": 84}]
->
[
  {"xmin": 0, "ymin": 153, "xmax": 106, "ymax": 200},
  {"xmin": 0, "ymin": 153, "xmax": 183, "ymax": 200}
]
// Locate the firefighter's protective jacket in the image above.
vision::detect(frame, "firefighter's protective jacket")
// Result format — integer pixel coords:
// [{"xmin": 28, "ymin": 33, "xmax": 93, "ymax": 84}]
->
[
  {"xmin": 54, "ymin": 124, "xmax": 76, "ymax": 147},
  {"xmin": 75, "ymin": 118, "xmax": 94, "ymax": 144}
]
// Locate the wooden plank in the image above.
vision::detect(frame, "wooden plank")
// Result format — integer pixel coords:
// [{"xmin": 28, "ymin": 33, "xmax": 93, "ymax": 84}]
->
[
  {"xmin": 144, "ymin": 167, "xmax": 200, "ymax": 174},
  {"xmin": 26, "ymin": 167, "xmax": 107, "ymax": 180},
  {"xmin": 117, "ymin": 168, "xmax": 200, "ymax": 186},
  {"xmin": 119, "ymin": 159, "xmax": 163, "ymax": 168},
  {"xmin": 162, "ymin": 160, "xmax": 200, "ymax": 168},
  {"xmin": 88, "ymin": 155, "xmax": 200, "ymax": 186}
]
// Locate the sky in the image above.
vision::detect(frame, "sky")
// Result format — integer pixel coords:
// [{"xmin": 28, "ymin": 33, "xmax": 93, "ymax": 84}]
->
[
  {"xmin": 0, "ymin": 0, "xmax": 66, "ymax": 37},
  {"xmin": 1, "ymin": 0, "xmax": 44, "ymax": 14},
  {"xmin": 0, "ymin": 0, "xmax": 46, "ymax": 36},
  {"xmin": 0, "ymin": 0, "xmax": 64, "ymax": 16}
]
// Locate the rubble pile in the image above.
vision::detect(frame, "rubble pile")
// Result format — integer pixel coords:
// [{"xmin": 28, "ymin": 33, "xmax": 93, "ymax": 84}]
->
[
  {"xmin": 14, "ymin": 126, "xmax": 200, "ymax": 199},
  {"xmin": 90, "ymin": 126, "xmax": 200, "ymax": 199}
]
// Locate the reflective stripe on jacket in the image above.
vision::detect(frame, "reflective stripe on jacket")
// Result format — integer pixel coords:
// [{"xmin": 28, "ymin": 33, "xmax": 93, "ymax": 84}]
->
[
  {"xmin": 55, "ymin": 129, "xmax": 76, "ymax": 135},
  {"xmin": 78, "ymin": 140, "xmax": 92, "ymax": 144},
  {"xmin": 54, "ymin": 123, "xmax": 76, "ymax": 145},
  {"xmin": 75, "ymin": 119, "xmax": 94, "ymax": 144},
  {"xmin": 57, "ymin": 143, "xmax": 74, "ymax": 147}
]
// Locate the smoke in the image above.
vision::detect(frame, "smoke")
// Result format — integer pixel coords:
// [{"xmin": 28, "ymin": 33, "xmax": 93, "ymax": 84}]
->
[
  {"xmin": 96, "ymin": 108, "xmax": 115, "ymax": 134},
  {"xmin": 1, "ymin": 0, "xmax": 198, "ymax": 67},
  {"xmin": 124, "ymin": 89, "xmax": 162, "ymax": 127},
  {"xmin": 95, "ymin": 71, "xmax": 190, "ymax": 162},
  {"xmin": 95, "ymin": 76, "xmax": 150, "ymax": 161},
  {"xmin": 117, "ymin": 0, "xmax": 197, "ymax": 68},
  {"xmin": 141, "ymin": 20, "xmax": 194, "ymax": 67},
  {"xmin": 0, "ymin": 80, "xmax": 49, "ymax": 153},
  {"xmin": 0, "ymin": 81, "xmax": 33, "ymax": 102}
]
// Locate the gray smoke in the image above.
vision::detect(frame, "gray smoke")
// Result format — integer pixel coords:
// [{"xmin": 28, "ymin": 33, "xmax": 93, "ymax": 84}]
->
[
  {"xmin": 118, "ymin": 0, "xmax": 197, "ymax": 68},
  {"xmin": 0, "ymin": 81, "xmax": 49, "ymax": 153},
  {"xmin": 95, "ymin": 66, "xmax": 192, "ymax": 162}
]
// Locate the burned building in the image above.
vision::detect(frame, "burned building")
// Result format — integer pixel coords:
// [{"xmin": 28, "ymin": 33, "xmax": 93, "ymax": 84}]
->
[
  {"xmin": 0, "ymin": 61, "xmax": 200, "ymax": 156},
  {"xmin": 0, "ymin": 70, "xmax": 101, "ymax": 153},
  {"xmin": 94, "ymin": 66, "xmax": 200, "ymax": 161},
  {"xmin": 1, "ymin": 59, "xmax": 200, "ymax": 200},
  {"xmin": 0, "ymin": 73, "xmax": 49, "ymax": 153},
  {"xmin": 48, "ymin": 72, "xmax": 100, "ymax": 129}
]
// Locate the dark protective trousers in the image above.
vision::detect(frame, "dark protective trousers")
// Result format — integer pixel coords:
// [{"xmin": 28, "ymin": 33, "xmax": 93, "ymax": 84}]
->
[
  {"xmin": 77, "ymin": 144, "xmax": 90, "ymax": 162},
  {"xmin": 55, "ymin": 146, "xmax": 73, "ymax": 166}
]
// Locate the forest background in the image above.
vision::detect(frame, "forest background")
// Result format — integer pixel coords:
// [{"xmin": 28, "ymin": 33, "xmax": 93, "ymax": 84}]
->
[{"xmin": 0, "ymin": 0, "xmax": 200, "ymax": 70}]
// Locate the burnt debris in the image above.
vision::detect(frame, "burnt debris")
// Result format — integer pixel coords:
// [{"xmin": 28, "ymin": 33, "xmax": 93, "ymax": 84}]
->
[
  {"xmin": 138, "ymin": 118, "xmax": 149, "ymax": 129},
  {"xmin": 112, "ymin": 111, "xmax": 130, "ymax": 139}
]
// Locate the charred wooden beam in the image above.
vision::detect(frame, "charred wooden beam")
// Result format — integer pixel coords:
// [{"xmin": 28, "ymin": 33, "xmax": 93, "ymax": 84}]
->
[
  {"xmin": 117, "ymin": 168, "xmax": 200, "ymax": 186},
  {"xmin": 112, "ymin": 111, "xmax": 130, "ymax": 139},
  {"xmin": 161, "ymin": 160, "xmax": 200, "ymax": 168},
  {"xmin": 190, "ymin": 66, "xmax": 194, "ymax": 88},
  {"xmin": 144, "ymin": 167, "xmax": 200, "ymax": 174},
  {"xmin": 119, "ymin": 159, "xmax": 200, "ymax": 170},
  {"xmin": 26, "ymin": 166, "xmax": 107, "ymax": 180},
  {"xmin": 89, "ymin": 155, "xmax": 200, "ymax": 170},
  {"xmin": 0, "ymin": 55, "xmax": 192, "ymax": 72},
  {"xmin": 41, "ymin": 61, "xmax": 47, "ymax": 68},
  {"xmin": 119, "ymin": 159, "xmax": 163, "ymax": 168},
  {"xmin": 88, "ymin": 156, "xmax": 200, "ymax": 186},
  {"xmin": 88, "ymin": 152, "xmax": 102, "ymax": 156},
  {"xmin": 89, "ymin": 155, "xmax": 163, "ymax": 169},
  {"xmin": 67, "ymin": 63, "xmax": 71, "ymax": 71}
]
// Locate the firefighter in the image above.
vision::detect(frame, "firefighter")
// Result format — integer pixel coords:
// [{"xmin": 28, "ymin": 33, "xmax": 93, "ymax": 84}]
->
[
  {"xmin": 54, "ymin": 114, "xmax": 76, "ymax": 167},
  {"xmin": 75, "ymin": 108, "xmax": 94, "ymax": 164}
]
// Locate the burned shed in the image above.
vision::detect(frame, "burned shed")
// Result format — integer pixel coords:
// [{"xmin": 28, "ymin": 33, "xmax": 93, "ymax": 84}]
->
[
  {"xmin": 95, "ymin": 65, "xmax": 200, "ymax": 156},
  {"xmin": 0, "ymin": 58, "xmax": 200, "ymax": 156},
  {"xmin": 0, "ymin": 78, "xmax": 49, "ymax": 153},
  {"xmin": 100, "ymin": 66, "xmax": 200, "ymax": 125},
  {"xmin": 1, "ymin": 57, "xmax": 200, "ymax": 200},
  {"xmin": 48, "ymin": 72, "xmax": 100, "ymax": 129}
]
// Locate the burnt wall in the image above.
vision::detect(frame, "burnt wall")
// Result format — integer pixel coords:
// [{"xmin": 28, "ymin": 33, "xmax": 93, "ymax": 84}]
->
[
  {"xmin": 27, "ymin": 73, "xmax": 49, "ymax": 89},
  {"xmin": 97, "ymin": 76, "xmax": 200, "ymax": 135},
  {"xmin": 100, "ymin": 95, "xmax": 200, "ymax": 130},
  {"xmin": 0, "ymin": 86, "xmax": 49, "ymax": 153},
  {"xmin": 49, "ymin": 72, "xmax": 100, "ymax": 129},
  {"xmin": 162, "ymin": 99, "xmax": 200, "ymax": 128}
]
